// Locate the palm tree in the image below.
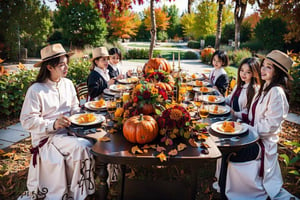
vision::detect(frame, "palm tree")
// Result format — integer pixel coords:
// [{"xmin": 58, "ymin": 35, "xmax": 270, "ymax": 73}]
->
[{"xmin": 215, "ymin": 0, "xmax": 226, "ymax": 50}]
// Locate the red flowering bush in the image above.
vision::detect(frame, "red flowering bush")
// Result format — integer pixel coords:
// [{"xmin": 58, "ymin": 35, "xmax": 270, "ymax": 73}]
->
[{"xmin": 157, "ymin": 105, "xmax": 191, "ymax": 145}]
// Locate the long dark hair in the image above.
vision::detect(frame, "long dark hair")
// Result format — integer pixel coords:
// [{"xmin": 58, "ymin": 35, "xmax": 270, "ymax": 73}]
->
[
  {"xmin": 237, "ymin": 57, "xmax": 261, "ymax": 110},
  {"xmin": 257, "ymin": 59, "xmax": 289, "ymax": 101},
  {"xmin": 210, "ymin": 50, "xmax": 229, "ymax": 67},
  {"xmin": 108, "ymin": 47, "xmax": 122, "ymax": 61},
  {"xmin": 33, "ymin": 55, "xmax": 69, "ymax": 84}
]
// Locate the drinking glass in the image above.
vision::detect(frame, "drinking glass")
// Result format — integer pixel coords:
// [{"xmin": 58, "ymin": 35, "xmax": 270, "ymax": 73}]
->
[
  {"xmin": 107, "ymin": 98, "xmax": 117, "ymax": 120},
  {"xmin": 199, "ymin": 101, "xmax": 209, "ymax": 123},
  {"xmin": 122, "ymin": 90, "xmax": 130, "ymax": 104},
  {"xmin": 136, "ymin": 66, "xmax": 143, "ymax": 78},
  {"xmin": 194, "ymin": 92, "xmax": 202, "ymax": 108}
]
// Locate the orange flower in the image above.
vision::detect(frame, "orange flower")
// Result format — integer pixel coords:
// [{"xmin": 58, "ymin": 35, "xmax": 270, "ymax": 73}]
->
[
  {"xmin": 151, "ymin": 87, "xmax": 158, "ymax": 95},
  {"xmin": 170, "ymin": 109, "xmax": 183, "ymax": 121}
]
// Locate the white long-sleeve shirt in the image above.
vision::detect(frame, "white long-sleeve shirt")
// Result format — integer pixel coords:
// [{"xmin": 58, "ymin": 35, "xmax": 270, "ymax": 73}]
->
[{"xmin": 20, "ymin": 78, "xmax": 80, "ymax": 146}]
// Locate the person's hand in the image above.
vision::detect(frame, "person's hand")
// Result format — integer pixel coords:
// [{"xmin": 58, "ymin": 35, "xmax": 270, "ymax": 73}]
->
[
  {"xmin": 116, "ymin": 74, "xmax": 123, "ymax": 80},
  {"xmin": 108, "ymin": 79, "xmax": 115, "ymax": 86},
  {"xmin": 202, "ymin": 73, "xmax": 208, "ymax": 80},
  {"xmin": 54, "ymin": 115, "xmax": 71, "ymax": 130},
  {"xmin": 230, "ymin": 108, "xmax": 237, "ymax": 121},
  {"xmin": 127, "ymin": 70, "xmax": 133, "ymax": 77}
]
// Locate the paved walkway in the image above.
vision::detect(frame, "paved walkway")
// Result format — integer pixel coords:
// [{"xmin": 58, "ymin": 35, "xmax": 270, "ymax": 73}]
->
[{"xmin": 1, "ymin": 51, "xmax": 300, "ymax": 149}]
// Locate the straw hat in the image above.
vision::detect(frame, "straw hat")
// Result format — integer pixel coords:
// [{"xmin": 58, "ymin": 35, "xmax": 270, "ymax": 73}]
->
[
  {"xmin": 34, "ymin": 43, "xmax": 74, "ymax": 67},
  {"xmin": 257, "ymin": 50, "xmax": 294, "ymax": 80},
  {"xmin": 91, "ymin": 47, "xmax": 109, "ymax": 61}
]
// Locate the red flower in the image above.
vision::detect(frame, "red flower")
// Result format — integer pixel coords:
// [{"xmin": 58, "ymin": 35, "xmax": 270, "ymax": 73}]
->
[
  {"xmin": 159, "ymin": 88, "xmax": 168, "ymax": 100},
  {"xmin": 158, "ymin": 117, "xmax": 165, "ymax": 127},
  {"xmin": 133, "ymin": 96, "xmax": 138, "ymax": 103},
  {"xmin": 142, "ymin": 90, "xmax": 151, "ymax": 99}
]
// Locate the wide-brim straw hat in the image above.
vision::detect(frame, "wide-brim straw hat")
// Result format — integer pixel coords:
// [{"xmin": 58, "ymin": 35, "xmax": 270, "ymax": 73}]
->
[
  {"xmin": 34, "ymin": 43, "xmax": 74, "ymax": 67},
  {"xmin": 91, "ymin": 47, "xmax": 109, "ymax": 61},
  {"xmin": 256, "ymin": 50, "xmax": 294, "ymax": 80}
]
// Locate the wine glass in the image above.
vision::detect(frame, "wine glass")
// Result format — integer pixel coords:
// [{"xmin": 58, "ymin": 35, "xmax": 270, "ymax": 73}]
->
[
  {"xmin": 194, "ymin": 92, "xmax": 202, "ymax": 108},
  {"xmin": 107, "ymin": 98, "xmax": 117, "ymax": 121},
  {"xmin": 199, "ymin": 101, "xmax": 209, "ymax": 123}
]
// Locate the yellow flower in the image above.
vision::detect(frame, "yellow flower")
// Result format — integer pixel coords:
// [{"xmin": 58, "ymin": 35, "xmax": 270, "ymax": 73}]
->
[
  {"xmin": 151, "ymin": 87, "xmax": 158, "ymax": 95},
  {"xmin": 170, "ymin": 109, "xmax": 183, "ymax": 121},
  {"xmin": 115, "ymin": 107, "xmax": 124, "ymax": 117}
]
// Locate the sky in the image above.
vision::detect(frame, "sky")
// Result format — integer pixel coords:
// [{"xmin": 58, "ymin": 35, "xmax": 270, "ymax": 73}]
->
[{"xmin": 43, "ymin": 0, "xmax": 255, "ymax": 16}]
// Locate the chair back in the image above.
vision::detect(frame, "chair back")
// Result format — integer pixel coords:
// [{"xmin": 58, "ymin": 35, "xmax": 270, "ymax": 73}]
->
[{"xmin": 75, "ymin": 82, "xmax": 88, "ymax": 105}]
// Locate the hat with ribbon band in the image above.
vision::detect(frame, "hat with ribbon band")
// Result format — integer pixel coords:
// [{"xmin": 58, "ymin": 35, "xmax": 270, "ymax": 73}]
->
[
  {"xmin": 256, "ymin": 50, "xmax": 294, "ymax": 80},
  {"xmin": 91, "ymin": 47, "xmax": 109, "ymax": 62},
  {"xmin": 34, "ymin": 43, "xmax": 74, "ymax": 67}
]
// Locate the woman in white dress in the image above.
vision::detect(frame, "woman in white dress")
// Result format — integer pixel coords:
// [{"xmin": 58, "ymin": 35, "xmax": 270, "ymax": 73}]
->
[
  {"xmin": 214, "ymin": 57, "xmax": 261, "ymax": 192},
  {"xmin": 19, "ymin": 43, "xmax": 95, "ymax": 200},
  {"xmin": 225, "ymin": 50, "xmax": 298, "ymax": 200}
]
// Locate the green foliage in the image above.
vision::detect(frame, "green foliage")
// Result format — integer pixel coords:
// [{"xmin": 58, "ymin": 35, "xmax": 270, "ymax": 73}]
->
[
  {"xmin": 240, "ymin": 40, "xmax": 264, "ymax": 52},
  {"xmin": 0, "ymin": 69, "xmax": 38, "ymax": 118},
  {"xmin": 240, "ymin": 22, "xmax": 253, "ymax": 42},
  {"xmin": 184, "ymin": 51, "xmax": 198, "ymax": 59},
  {"xmin": 157, "ymin": 31, "xmax": 168, "ymax": 41},
  {"xmin": 224, "ymin": 66, "xmax": 238, "ymax": 79},
  {"xmin": 66, "ymin": 58, "xmax": 91, "ymax": 86},
  {"xmin": 205, "ymin": 35, "xmax": 216, "ymax": 47},
  {"xmin": 290, "ymin": 64, "xmax": 300, "ymax": 107},
  {"xmin": 125, "ymin": 49, "xmax": 161, "ymax": 59},
  {"xmin": 0, "ymin": 0, "xmax": 53, "ymax": 60},
  {"xmin": 133, "ymin": 21, "xmax": 151, "ymax": 42},
  {"xmin": 47, "ymin": 30, "xmax": 69, "ymax": 46},
  {"xmin": 227, "ymin": 49, "xmax": 252, "ymax": 67},
  {"xmin": 54, "ymin": 1, "xmax": 108, "ymax": 48},
  {"xmin": 222, "ymin": 22, "xmax": 253, "ymax": 44},
  {"xmin": 187, "ymin": 40, "xmax": 200, "ymax": 49},
  {"xmin": 164, "ymin": 5, "xmax": 183, "ymax": 39},
  {"xmin": 254, "ymin": 17, "xmax": 288, "ymax": 51}
]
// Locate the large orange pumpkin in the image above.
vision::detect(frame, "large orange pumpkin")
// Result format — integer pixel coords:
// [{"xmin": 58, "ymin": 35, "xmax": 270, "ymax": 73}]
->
[
  {"xmin": 123, "ymin": 114, "xmax": 159, "ymax": 144},
  {"xmin": 144, "ymin": 58, "xmax": 171, "ymax": 74}
]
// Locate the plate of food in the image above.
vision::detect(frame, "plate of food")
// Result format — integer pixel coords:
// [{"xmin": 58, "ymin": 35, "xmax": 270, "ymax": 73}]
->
[
  {"xmin": 193, "ymin": 87, "xmax": 215, "ymax": 94},
  {"xmin": 117, "ymin": 77, "xmax": 139, "ymax": 84},
  {"xmin": 69, "ymin": 113, "xmax": 105, "ymax": 126},
  {"xmin": 209, "ymin": 105, "xmax": 230, "ymax": 115},
  {"xmin": 84, "ymin": 99, "xmax": 106, "ymax": 111},
  {"xmin": 201, "ymin": 95, "xmax": 225, "ymax": 104},
  {"xmin": 109, "ymin": 84, "xmax": 132, "ymax": 92},
  {"xmin": 187, "ymin": 80, "xmax": 210, "ymax": 87},
  {"xmin": 211, "ymin": 121, "xmax": 248, "ymax": 135}
]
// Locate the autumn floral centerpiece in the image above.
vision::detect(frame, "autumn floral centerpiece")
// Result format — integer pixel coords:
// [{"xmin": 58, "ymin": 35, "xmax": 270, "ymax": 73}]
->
[
  {"xmin": 157, "ymin": 105, "xmax": 191, "ymax": 145},
  {"xmin": 144, "ymin": 70, "xmax": 174, "ymax": 93}
]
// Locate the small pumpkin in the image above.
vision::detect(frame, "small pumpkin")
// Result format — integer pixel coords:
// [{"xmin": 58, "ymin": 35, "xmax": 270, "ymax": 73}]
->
[
  {"xmin": 123, "ymin": 114, "xmax": 159, "ymax": 144},
  {"xmin": 144, "ymin": 58, "xmax": 171, "ymax": 74},
  {"xmin": 141, "ymin": 103, "xmax": 155, "ymax": 115}
]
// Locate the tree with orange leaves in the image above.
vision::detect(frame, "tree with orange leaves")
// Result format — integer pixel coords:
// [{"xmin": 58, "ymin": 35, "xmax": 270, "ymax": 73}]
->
[
  {"xmin": 144, "ymin": 8, "xmax": 170, "ymax": 32},
  {"xmin": 109, "ymin": 10, "xmax": 141, "ymax": 41}
]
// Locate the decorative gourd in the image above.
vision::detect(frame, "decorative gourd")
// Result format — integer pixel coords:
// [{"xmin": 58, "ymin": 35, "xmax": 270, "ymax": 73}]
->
[
  {"xmin": 144, "ymin": 58, "xmax": 171, "ymax": 74},
  {"xmin": 123, "ymin": 114, "xmax": 159, "ymax": 144},
  {"xmin": 141, "ymin": 103, "xmax": 155, "ymax": 115}
]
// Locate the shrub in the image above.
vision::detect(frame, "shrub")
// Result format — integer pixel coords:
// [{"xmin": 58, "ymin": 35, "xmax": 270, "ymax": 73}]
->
[
  {"xmin": 157, "ymin": 31, "xmax": 168, "ymax": 42},
  {"xmin": 125, "ymin": 49, "xmax": 161, "ymax": 59},
  {"xmin": 187, "ymin": 40, "xmax": 200, "ymax": 49},
  {"xmin": 205, "ymin": 35, "xmax": 216, "ymax": 47},
  {"xmin": 66, "ymin": 58, "xmax": 91, "ymax": 85},
  {"xmin": 227, "ymin": 49, "xmax": 252, "ymax": 67},
  {"xmin": 201, "ymin": 47, "xmax": 215, "ymax": 64},
  {"xmin": 240, "ymin": 40, "xmax": 264, "ymax": 52},
  {"xmin": 289, "ymin": 62, "xmax": 300, "ymax": 107},
  {"xmin": 184, "ymin": 51, "xmax": 198, "ymax": 59},
  {"xmin": 0, "ymin": 69, "xmax": 38, "ymax": 118}
]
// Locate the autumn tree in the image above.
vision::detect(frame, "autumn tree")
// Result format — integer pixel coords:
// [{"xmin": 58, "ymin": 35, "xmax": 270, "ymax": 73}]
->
[
  {"xmin": 109, "ymin": 10, "xmax": 141, "ymax": 41},
  {"xmin": 257, "ymin": 0, "xmax": 300, "ymax": 43}
]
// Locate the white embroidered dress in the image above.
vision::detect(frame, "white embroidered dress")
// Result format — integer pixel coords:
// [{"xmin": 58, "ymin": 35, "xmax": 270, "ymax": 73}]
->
[
  {"xmin": 19, "ymin": 78, "xmax": 95, "ymax": 200},
  {"xmin": 226, "ymin": 86, "xmax": 296, "ymax": 200}
]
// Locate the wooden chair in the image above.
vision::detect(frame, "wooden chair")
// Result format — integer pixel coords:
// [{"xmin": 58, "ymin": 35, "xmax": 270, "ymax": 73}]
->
[{"xmin": 75, "ymin": 82, "xmax": 88, "ymax": 106}]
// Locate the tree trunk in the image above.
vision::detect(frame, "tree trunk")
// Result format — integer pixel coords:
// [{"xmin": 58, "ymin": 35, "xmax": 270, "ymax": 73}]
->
[
  {"xmin": 188, "ymin": 0, "xmax": 195, "ymax": 13},
  {"xmin": 149, "ymin": 0, "xmax": 156, "ymax": 59},
  {"xmin": 215, "ymin": 0, "xmax": 225, "ymax": 50},
  {"xmin": 234, "ymin": 0, "xmax": 247, "ymax": 50}
]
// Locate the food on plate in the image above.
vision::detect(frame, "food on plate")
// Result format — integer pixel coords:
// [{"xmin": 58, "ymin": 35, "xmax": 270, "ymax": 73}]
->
[
  {"xmin": 200, "ymin": 87, "xmax": 209, "ymax": 92},
  {"xmin": 212, "ymin": 105, "xmax": 218, "ymax": 113},
  {"xmin": 127, "ymin": 77, "xmax": 138, "ymax": 83},
  {"xmin": 195, "ymin": 80, "xmax": 203, "ymax": 86},
  {"xmin": 208, "ymin": 95, "xmax": 216, "ymax": 102},
  {"xmin": 92, "ymin": 98, "xmax": 105, "ymax": 108},
  {"xmin": 221, "ymin": 121, "xmax": 235, "ymax": 132},
  {"xmin": 77, "ymin": 113, "xmax": 96, "ymax": 124},
  {"xmin": 116, "ymin": 85, "xmax": 126, "ymax": 89},
  {"xmin": 191, "ymin": 74, "xmax": 197, "ymax": 79}
]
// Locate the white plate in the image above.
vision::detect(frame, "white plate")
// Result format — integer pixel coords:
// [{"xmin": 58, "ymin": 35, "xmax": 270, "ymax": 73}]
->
[
  {"xmin": 84, "ymin": 101, "xmax": 107, "ymax": 111},
  {"xmin": 109, "ymin": 84, "xmax": 132, "ymax": 92},
  {"xmin": 208, "ymin": 105, "xmax": 230, "ymax": 115},
  {"xmin": 69, "ymin": 113, "xmax": 105, "ymax": 126},
  {"xmin": 193, "ymin": 87, "xmax": 215, "ymax": 94},
  {"xmin": 117, "ymin": 77, "xmax": 139, "ymax": 84},
  {"xmin": 187, "ymin": 80, "xmax": 209, "ymax": 87},
  {"xmin": 211, "ymin": 121, "xmax": 248, "ymax": 135},
  {"xmin": 201, "ymin": 95, "xmax": 225, "ymax": 104}
]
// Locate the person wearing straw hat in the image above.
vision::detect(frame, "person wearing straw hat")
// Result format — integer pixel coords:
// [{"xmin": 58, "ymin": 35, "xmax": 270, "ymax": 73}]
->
[
  {"xmin": 19, "ymin": 43, "xmax": 95, "ymax": 200},
  {"xmin": 87, "ymin": 46, "xmax": 115, "ymax": 100},
  {"xmin": 224, "ymin": 50, "xmax": 298, "ymax": 200}
]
